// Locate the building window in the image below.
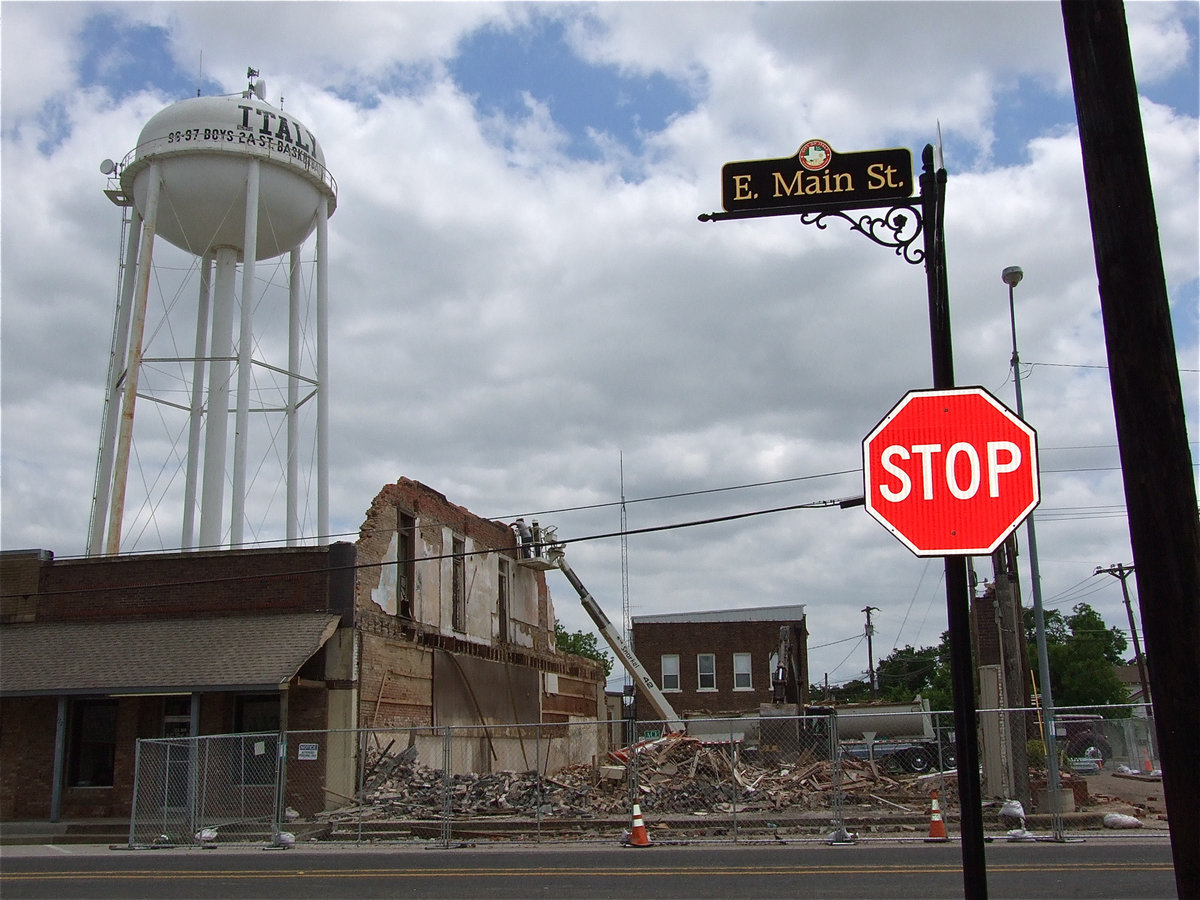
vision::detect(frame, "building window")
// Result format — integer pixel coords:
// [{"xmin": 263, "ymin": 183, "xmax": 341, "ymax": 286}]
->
[
  {"xmin": 733, "ymin": 653, "xmax": 753, "ymax": 690},
  {"xmin": 497, "ymin": 558, "xmax": 510, "ymax": 643},
  {"xmin": 452, "ymin": 536, "xmax": 466, "ymax": 632},
  {"xmin": 697, "ymin": 653, "xmax": 716, "ymax": 691},
  {"xmin": 397, "ymin": 510, "xmax": 416, "ymax": 619},
  {"xmin": 68, "ymin": 699, "xmax": 117, "ymax": 787},
  {"xmin": 661, "ymin": 654, "xmax": 680, "ymax": 691}
]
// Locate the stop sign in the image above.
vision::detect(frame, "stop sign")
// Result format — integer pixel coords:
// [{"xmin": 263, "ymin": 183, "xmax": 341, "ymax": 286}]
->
[{"xmin": 863, "ymin": 387, "xmax": 1040, "ymax": 556}]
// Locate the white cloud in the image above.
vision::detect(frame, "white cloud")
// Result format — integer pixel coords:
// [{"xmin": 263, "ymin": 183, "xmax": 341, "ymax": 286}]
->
[{"xmin": 2, "ymin": 1, "xmax": 1196, "ymax": 685}]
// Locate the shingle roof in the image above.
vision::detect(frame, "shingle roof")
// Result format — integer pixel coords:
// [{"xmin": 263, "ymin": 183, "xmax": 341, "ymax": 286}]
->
[{"xmin": 0, "ymin": 613, "xmax": 342, "ymax": 696}]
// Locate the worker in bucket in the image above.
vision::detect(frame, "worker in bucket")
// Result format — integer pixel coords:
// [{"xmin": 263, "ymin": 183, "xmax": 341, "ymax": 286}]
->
[{"xmin": 513, "ymin": 518, "xmax": 533, "ymax": 558}]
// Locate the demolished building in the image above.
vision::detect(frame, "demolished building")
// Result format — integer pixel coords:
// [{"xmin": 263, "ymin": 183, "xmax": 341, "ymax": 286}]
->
[{"xmin": 0, "ymin": 478, "xmax": 607, "ymax": 826}]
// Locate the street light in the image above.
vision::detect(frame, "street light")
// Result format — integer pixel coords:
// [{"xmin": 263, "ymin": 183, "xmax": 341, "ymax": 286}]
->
[{"xmin": 1004, "ymin": 265, "xmax": 1065, "ymax": 838}]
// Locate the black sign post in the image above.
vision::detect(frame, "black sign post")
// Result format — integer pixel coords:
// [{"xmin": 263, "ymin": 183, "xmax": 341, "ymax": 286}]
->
[{"xmin": 701, "ymin": 142, "xmax": 988, "ymax": 899}]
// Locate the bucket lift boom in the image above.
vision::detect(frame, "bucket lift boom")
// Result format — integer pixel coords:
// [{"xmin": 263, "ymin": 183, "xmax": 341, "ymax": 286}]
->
[{"xmin": 522, "ymin": 533, "xmax": 685, "ymax": 732}]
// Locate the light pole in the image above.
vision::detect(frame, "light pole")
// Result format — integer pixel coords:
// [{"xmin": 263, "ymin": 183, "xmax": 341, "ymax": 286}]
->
[{"xmin": 1004, "ymin": 265, "xmax": 1065, "ymax": 837}]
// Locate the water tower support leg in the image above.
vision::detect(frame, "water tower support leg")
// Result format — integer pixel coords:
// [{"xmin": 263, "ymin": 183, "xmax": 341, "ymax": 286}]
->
[
  {"xmin": 182, "ymin": 254, "xmax": 213, "ymax": 549},
  {"xmin": 316, "ymin": 201, "xmax": 330, "ymax": 542},
  {"xmin": 286, "ymin": 247, "xmax": 301, "ymax": 545},
  {"xmin": 231, "ymin": 159, "xmax": 260, "ymax": 548},
  {"xmin": 106, "ymin": 163, "xmax": 161, "ymax": 555},
  {"xmin": 199, "ymin": 247, "xmax": 238, "ymax": 548},
  {"xmin": 88, "ymin": 211, "xmax": 143, "ymax": 556}
]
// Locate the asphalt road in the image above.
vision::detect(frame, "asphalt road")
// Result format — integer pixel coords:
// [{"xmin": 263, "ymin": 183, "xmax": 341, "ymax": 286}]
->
[{"xmin": 0, "ymin": 837, "xmax": 1177, "ymax": 899}]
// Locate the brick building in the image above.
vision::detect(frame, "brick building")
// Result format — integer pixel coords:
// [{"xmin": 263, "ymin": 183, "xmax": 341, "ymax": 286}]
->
[
  {"xmin": 630, "ymin": 605, "xmax": 809, "ymax": 721},
  {"xmin": 0, "ymin": 478, "xmax": 607, "ymax": 825},
  {"xmin": 0, "ymin": 544, "xmax": 357, "ymax": 822}
]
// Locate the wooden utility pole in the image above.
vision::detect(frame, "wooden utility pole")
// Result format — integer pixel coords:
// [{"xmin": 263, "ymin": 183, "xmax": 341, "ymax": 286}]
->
[
  {"xmin": 1095, "ymin": 563, "xmax": 1150, "ymax": 707},
  {"xmin": 992, "ymin": 536, "xmax": 1030, "ymax": 807},
  {"xmin": 862, "ymin": 606, "xmax": 878, "ymax": 699},
  {"xmin": 1062, "ymin": 3, "xmax": 1200, "ymax": 893}
]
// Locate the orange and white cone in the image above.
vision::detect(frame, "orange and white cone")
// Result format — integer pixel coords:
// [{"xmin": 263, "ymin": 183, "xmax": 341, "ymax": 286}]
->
[
  {"xmin": 626, "ymin": 802, "xmax": 652, "ymax": 847},
  {"xmin": 925, "ymin": 789, "xmax": 949, "ymax": 842}
]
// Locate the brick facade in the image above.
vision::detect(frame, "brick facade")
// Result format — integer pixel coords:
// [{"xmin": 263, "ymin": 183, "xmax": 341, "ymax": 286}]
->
[
  {"xmin": 0, "ymin": 545, "xmax": 351, "ymax": 822},
  {"xmin": 631, "ymin": 609, "xmax": 809, "ymax": 719},
  {"xmin": 7, "ymin": 545, "xmax": 351, "ymax": 626}
]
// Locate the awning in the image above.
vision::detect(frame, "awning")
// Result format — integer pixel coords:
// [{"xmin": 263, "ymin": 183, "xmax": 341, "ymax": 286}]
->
[{"xmin": 0, "ymin": 613, "xmax": 342, "ymax": 697}]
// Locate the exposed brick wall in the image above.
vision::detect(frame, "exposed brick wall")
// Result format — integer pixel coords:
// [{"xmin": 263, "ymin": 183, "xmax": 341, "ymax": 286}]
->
[
  {"xmin": 972, "ymin": 588, "xmax": 1002, "ymax": 668},
  {"xmin": 0, "ymin": 690, "xmax": 330, "ymax": 822},
  {"xmin": 24, "ymin": 546, "xmax": 344, "ymax": 624},
  {"xmin": 0, "ymin": 697, "xmax": 57, "ymax": 819},
  {"xmin": 631, "ymin": 618, "xmax": 809, "ymax": 718},
  {"xmin": 353, "ymin": 478, "xmax": 604, "ymax": 727}
]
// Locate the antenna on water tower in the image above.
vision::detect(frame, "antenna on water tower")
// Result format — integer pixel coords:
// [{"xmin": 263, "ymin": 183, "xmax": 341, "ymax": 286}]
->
[{"xmin": 89, "ymin": 68, "xmax": 337, "ymax": 556}]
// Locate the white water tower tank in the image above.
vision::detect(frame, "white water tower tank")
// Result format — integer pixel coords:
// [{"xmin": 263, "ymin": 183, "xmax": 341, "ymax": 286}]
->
[{"xmin": 120, "ymin": 91, "xmax": 336, "ymax": 258}]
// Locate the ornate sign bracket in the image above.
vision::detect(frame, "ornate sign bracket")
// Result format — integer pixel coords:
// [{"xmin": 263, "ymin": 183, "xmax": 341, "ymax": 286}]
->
[{"xmin": 698, "ymin": 198, "xmax": 924, "ymax": 266}]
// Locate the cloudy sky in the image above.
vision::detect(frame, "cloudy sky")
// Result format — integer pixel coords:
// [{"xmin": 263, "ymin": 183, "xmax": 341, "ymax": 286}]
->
[{"xmin": 2, "ymin": 1, "xmax": 1197, "ymax": 692}]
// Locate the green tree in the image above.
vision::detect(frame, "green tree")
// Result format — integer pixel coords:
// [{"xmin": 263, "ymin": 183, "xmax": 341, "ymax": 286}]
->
[
  {"xmin": 554, "ymin": 620, "xmax": 613, "ymax": 677},
  {"xmin": 1024, "ymin": 602, "xmax": 1129, "ymax": 709},
  {"xmin": 922, "ymin": 631, "xmax": 954, "ymax": 712},
  {"xmin": 875, "ymin": 644, "xmax": 941, "ymax": 702}
]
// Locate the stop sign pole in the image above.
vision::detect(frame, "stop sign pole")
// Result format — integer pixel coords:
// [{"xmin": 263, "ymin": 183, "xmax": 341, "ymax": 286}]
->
[
  {"xmin": 916, "ymin": 149, "xmax": 990, "ymax": 899},
  {"xmin": 702, "ymin": 144, "xmax": 990, "ymax": 897},
  {"xmin": 910, "ymin": 148, "xmax": 990, "ymax": 898}
]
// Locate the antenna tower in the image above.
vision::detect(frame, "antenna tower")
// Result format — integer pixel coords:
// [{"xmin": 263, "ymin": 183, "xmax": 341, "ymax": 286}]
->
[{"xmin": 620, "ymin": 453, "xmax": 632, "ymax": 690}]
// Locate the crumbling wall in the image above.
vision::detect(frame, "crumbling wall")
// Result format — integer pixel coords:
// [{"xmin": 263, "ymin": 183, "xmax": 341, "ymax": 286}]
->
[
  {"xmin": 354, "ymin": 478, "xmax": 605, "ymax": 729},
  {"xmin": 356, "ymin": 478, "xmax": 555, "ymax": 650}
]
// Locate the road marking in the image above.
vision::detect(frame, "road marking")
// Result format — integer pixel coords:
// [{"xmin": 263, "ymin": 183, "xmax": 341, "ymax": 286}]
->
[{"xmin": 1, "ymin": 862, "xmax": 1175, "ymax": 880}]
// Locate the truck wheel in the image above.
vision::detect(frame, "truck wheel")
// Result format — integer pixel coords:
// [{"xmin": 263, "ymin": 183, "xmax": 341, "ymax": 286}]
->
[
  {"xmin": 903, "ymin": 748, "xmax": 932, "ymax": 773},
  {"xmin": 1069, "ymin": 735, "xmax": 1113, "ymax": 763}
]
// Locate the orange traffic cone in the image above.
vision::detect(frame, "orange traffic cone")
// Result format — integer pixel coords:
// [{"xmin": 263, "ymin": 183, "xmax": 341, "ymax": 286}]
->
[
  {"xmin": 627, "ymin": 802, "xmax": 652, "ymax": 847},
  {"xmin": 925, "ymin": 789, "xmax": 949, "ymax": 842}
]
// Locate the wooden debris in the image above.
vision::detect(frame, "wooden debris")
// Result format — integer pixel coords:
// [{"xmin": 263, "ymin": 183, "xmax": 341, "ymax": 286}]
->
[{"xmin": 318, "ymin": 735, "xmax": 959, "ymax": 828}]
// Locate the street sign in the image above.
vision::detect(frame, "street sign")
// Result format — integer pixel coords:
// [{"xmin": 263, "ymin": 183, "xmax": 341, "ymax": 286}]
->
[
  {"xmin": 863, "ymin": 387, "xmax": 1039, "ymax": 556},
  {"xmin": 722, "ymin": 140, "xmax": 912, "ymax": 213}
]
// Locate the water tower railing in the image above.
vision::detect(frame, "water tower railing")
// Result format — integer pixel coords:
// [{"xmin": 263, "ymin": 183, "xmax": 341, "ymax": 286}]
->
[{"xmin": 118, "ymin": 137, "xmax": 337, "ymax": 199}]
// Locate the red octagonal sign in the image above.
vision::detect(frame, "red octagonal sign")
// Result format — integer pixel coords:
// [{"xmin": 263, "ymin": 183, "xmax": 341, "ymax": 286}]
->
[{"xmin": 863, "ymin": 387, "xmax": 1040, "ymax": 557}]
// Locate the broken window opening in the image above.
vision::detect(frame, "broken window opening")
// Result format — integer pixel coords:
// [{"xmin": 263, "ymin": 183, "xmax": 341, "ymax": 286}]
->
[{"xmin": 451, "ymin": 536, "xmax": 466, "ymax": 633}]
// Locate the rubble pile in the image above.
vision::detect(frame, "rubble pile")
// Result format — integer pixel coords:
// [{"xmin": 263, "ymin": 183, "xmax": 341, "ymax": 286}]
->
[{"xmin": 315, "ymin": 734, "xmax": 959, "ymax": 829}]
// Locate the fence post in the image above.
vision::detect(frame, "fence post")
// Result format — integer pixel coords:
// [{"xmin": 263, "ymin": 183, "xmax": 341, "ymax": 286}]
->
[
  {"xmin": 440, "ymin": 726, "xmax": 452, "ymax": 847},
  {"xmin": 729, "ymin": 720, "xmax": 739, "ymax": 843},
  {"xmin": 200, "ymin": 737, "xmax": 213, "ymax": 842},
  {"xmin": 827, "ymin": 709, "xmax": 854, "ymax": 844},
  {"xmin": 128, "ymin": 738, "xmax": 143, "ymax": 847},
  {"xmin": 535, "ymin": 722, "xmax": 543, "ymax": 843},
  {"xmin": 271, "ymin": 731, "xmax": 287, "ymax": 844},
  {"xmin": 630, "ymin": 718, "xmax": 640, "ymax": 828},
  {"xmin": 354, "ymin": 729, "xmax": 366, "ymax": 844}
]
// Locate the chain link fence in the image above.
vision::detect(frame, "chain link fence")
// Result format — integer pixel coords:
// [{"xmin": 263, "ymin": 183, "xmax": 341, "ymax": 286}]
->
[{"xmin": 127, "ymin": 703, "xmax": 1158, "ymax": 848}]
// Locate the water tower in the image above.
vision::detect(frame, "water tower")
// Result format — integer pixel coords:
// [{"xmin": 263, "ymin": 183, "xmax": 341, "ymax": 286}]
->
[{"xmin": 89, "ymin": 69, "xmax": 337, "ymax": 554}]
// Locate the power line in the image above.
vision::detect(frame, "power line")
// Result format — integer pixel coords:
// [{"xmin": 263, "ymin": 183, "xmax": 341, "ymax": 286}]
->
[
  {"xmin": 1027, "ymin": 361, "xmax": 1200, "ymax": 374},
  {"xmin": 5, "ymin": 493, "xmax": 863, "ymax": 600}
]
